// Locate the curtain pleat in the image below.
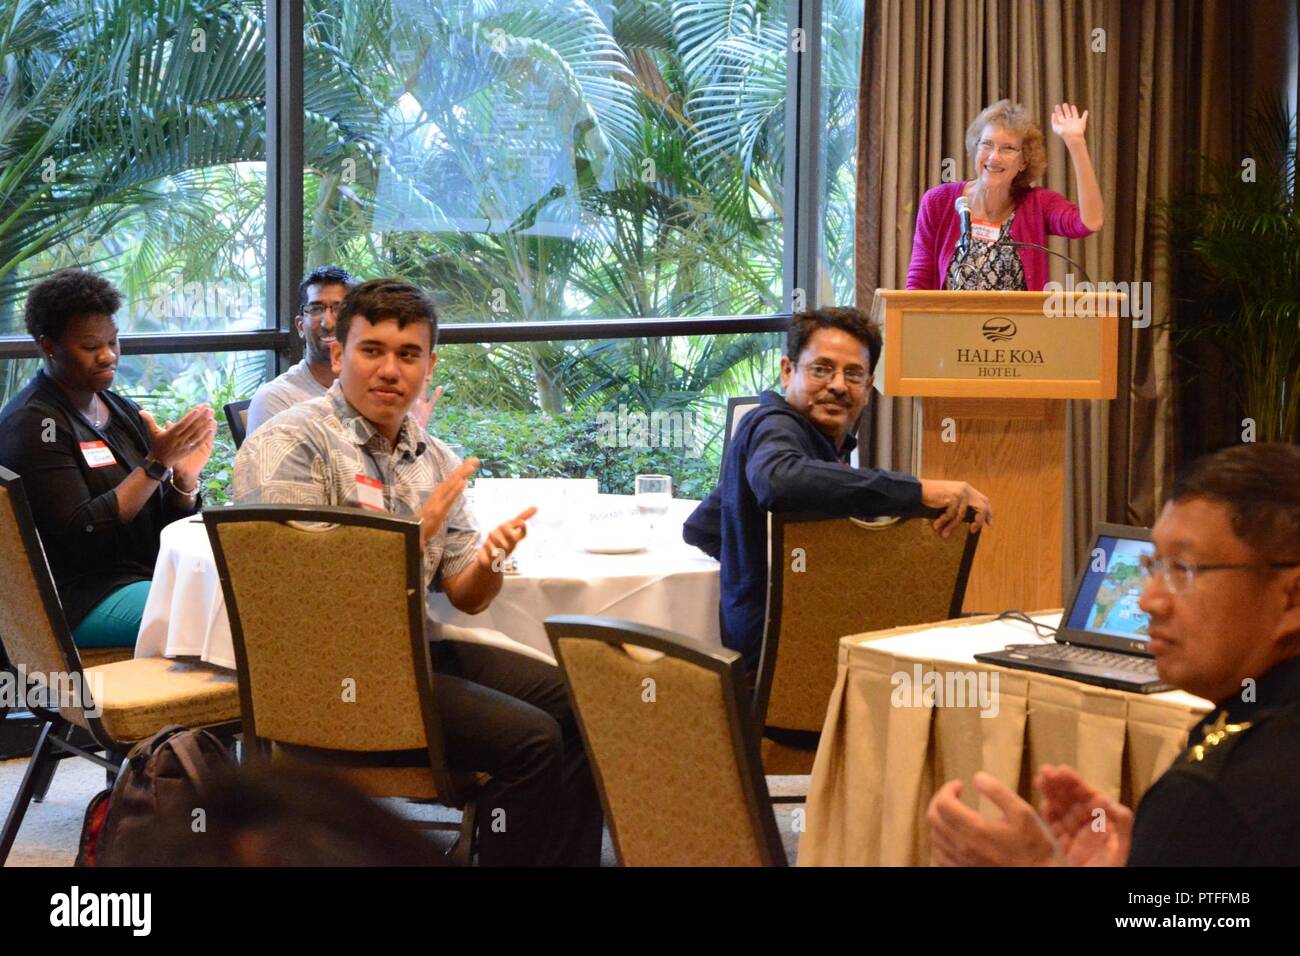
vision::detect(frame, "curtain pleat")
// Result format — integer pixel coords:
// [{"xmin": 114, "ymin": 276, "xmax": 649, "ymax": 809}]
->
[{"xmin": 855, "ymin": 0, "xmax": 1282, "ymax": 593}]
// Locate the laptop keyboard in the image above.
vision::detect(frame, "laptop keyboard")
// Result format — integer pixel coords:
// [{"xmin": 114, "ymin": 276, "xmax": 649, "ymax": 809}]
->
[{"xmin": 1023, "ymin": 643, "xmax": 1158, "ymax": 675}]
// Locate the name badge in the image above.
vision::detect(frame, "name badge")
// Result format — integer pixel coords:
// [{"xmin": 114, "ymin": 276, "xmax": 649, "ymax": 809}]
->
[
  {"xmin": 79, "ymin": 441, "xmax": 116, "ymax": 469},
  {"xmin": 354, "ymin": 474, "xmax": 385, "ymax": 512},
  {"xmin": 971, "ymin": 218, "xmax": 1002, "ymax": 244}
]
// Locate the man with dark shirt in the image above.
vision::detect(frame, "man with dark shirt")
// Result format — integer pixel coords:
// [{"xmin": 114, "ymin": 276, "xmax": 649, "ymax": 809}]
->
[
  {"xmin": 927, "ymin": 441, "xmax": 1300, "ymax": 866},
  {"xmin": 683, "ymin": 307, "xmax": 992, "ymax": 669}
]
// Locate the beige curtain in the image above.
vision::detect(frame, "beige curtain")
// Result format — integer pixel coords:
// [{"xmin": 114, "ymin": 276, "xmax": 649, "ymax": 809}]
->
[{"xmin": 855, "ymin": 0, "xmax": 1290, "ymax": 589}]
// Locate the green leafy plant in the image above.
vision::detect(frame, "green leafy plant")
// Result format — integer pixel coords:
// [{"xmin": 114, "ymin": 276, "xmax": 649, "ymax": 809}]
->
[
  {"xmin": 1164, "ymin": 97, "xmax": 1300, "ymax": 442},
  {"xmin": 433, "ymin": 403, "xmax": 720, "ymax": 499}
]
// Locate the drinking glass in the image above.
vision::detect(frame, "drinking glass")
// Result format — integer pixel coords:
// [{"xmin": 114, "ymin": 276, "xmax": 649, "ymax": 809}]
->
[{"xmin": 634, "ymin": 474, "xmax": 672, "ymax": 538}]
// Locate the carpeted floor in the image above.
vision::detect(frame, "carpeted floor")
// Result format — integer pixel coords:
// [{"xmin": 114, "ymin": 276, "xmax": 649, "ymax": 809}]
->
[{"xmin": 0, "ymin": 755, "xmax": 806, "ymax": 866}]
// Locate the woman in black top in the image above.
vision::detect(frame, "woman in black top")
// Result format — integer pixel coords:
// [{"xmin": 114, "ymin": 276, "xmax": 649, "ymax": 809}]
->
[{"xmin": 0, "ymin": 269, "xmax": 216, "ymax": 648}]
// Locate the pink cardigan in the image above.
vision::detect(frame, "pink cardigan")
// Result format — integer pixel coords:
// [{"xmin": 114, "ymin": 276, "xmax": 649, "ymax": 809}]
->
[{"xmin": 905, "ymin": 181, "xmax": 1093, "ymax": 291}]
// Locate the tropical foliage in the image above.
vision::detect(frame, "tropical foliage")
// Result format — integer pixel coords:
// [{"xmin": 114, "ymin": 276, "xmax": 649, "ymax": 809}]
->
[
  {"xmin": 1164, "ymin": 97, "xmax": 1300, "ymax": 443},
  {"xmin": 0, "ymin": 0, "xmax": 864, "ymax": 489}
]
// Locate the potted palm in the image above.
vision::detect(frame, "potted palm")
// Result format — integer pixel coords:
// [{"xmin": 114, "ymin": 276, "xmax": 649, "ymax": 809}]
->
[{"xmin": 1165, "ymin": 96, "xmax": 1300, "ymax": 444}]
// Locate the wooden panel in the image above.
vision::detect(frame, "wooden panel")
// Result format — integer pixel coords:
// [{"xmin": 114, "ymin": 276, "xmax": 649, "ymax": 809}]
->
[
  {"xmin": 876, "ymin": 288, "xmax": 1121, "ymax": 400},
  {"xmin": 920, "ymin": 398, "xmax": 1066, "ymax": 614}
]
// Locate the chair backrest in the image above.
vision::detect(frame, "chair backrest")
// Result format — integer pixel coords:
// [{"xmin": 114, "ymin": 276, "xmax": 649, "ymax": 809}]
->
[
  {"xmin": 224, "ymin": 400, "xmax": 250, "ymax": 449},
  {"xmin": 205, "ymin": 505, "xmax": 459, "ymax": 798},
  {"xmin": 0, "ymin": 467, "xmax": 96, "ymax": 725},
  {"xmin": 719, "ymin": 396, "xmax": 761, "ymax": 481},
  {"xmin": 755, "ymin": 515, "xmax": 979, "ymax": 732},
  {"xmin": 544, "ymin": 615, "xmax": 786, "ymax": 867}
]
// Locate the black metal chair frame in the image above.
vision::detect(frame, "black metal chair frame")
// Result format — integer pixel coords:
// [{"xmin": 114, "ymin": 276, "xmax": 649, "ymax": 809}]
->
[
  {"xmin": 544, "ymin": 614, "xmax": 787, "ymax": 867},
  {"xmin": 223, "ymin": 399, "xmax": 250, "ymax": 449},
  {"xmin": 719, "ymin": 395, "xmax": 762, "ymax": 482},
  {"xmin": 0, "ymin": 467, "xmax": 239, "ymax": 864}
]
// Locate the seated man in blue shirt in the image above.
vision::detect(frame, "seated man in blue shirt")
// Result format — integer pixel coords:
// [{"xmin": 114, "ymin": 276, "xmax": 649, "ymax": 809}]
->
[{"xmin": 683, "ymin": 307, "xmax": 992, "ymax": 670}]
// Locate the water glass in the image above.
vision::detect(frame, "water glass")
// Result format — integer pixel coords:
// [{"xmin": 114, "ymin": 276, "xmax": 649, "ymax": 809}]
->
[{"xmin": 634, "ymin": 474, "xmax": 672, "ymax": 537}]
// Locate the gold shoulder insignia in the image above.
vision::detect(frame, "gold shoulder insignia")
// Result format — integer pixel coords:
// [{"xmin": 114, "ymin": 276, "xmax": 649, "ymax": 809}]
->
[{"xmin": 1188, "ymin": 710, "xmax": 1253, "ymax": 763}]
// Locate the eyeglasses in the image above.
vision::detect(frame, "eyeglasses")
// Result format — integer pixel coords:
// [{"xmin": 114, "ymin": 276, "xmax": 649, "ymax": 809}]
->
[
  {"xmin": 798, "ymin": 362, "xmax": 869, "ymax": 387},
  {"xmin": 977, "ymin": 139, "xmax": 1022, "ymax": 157},
  {"xmin": 302, "ymin": 303, "xmax": 340, "ymax": 318},
  {"xmin": 1138, "ymin": 552, "xmax": 1299, "ymax": 595}
]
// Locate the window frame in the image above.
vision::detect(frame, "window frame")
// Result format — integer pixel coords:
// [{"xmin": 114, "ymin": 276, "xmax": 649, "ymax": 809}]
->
[{"xmin": 0, "ymin": 0, "xmax": 828, "ymax": 370}]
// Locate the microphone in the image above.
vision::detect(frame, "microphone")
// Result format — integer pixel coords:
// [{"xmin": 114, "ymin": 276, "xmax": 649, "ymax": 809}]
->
[
  {"xmin": 954, "ymin": 196, "xmax": 972, "ymax": 260},
  {"xmin": 997, "ymin": 239, "xmax": 1092, "ymax": 284}
]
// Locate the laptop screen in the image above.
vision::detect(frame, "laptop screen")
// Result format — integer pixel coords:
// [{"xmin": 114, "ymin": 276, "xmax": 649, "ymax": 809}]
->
[{"xmin": 1061, "ymin": 526, "xmax": 1155, "ymax": 653}]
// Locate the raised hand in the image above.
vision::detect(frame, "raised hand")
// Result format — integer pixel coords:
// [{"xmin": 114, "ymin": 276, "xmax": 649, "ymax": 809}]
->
[
  {"xmin": 1035, "ymin": 764, "xmax": 1132, "ymax": 866},
  {"xmin": 140, "ymin": 406, "xmax": 216, "ymax": 471},
  {"xmin": 477, "ymin": 506, "xmax": 538, "ymax": 573},
  {"xmin": 1051, "ymin": 103, "xmax": 1089, "ymax": 143},
  {"xmin": 414, "ymin": 383, "xmax": 443, "ymax": 432},
  {"xmin": 419, "ymin": 457, "xmax": 479, "ymax": 545}
]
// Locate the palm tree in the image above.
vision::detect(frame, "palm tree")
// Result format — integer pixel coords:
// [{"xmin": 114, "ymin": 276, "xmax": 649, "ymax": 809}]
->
[{"xmin": 1165, "ymin": 97, "xmax": 1300, "ymax": 443}]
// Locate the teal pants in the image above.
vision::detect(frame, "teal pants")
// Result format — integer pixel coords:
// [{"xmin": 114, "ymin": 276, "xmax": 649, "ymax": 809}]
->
[{"xmin": 72, "ymin": 580, "xmax": 151, "ymax": 649}]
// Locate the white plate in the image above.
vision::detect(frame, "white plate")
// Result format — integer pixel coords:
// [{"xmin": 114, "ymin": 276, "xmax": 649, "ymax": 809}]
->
[{"xmin": 583, "ymin": 543, "xmax": 648, "ymax": 554}]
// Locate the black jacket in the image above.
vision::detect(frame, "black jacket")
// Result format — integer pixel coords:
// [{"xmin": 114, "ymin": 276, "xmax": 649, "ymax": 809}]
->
[
  {"xmin": 0, "ymin": 370, "xmax": 198, "ymax": 629},
  {"xmin": 682, "ymin": 390, "xmax": 922, "ymax": 669},
  {"xmin": 1128, "ymin": 654, "xmax": 1300, "ymax": 865}
]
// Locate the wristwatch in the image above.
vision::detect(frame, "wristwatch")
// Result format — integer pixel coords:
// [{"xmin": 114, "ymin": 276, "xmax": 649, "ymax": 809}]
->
[{"xmin": 142, "ymin": 458, "xmax": 171, "ymax": 483}]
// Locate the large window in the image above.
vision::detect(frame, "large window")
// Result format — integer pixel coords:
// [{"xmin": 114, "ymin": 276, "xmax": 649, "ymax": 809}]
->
[
  {"xmin": 0, "ymin": 0, "xmax": 267, "ymax": 342},
  {"xmin": 1, "ymin": 0, "xmax": 856, "ymax": 496},
  {"xmin": 301, "ymin": 0, "xmax": 786, "ymax": 323},
  {"xmin": 434, "ymin": 333, "xmax": 781, "ymax": 498}
]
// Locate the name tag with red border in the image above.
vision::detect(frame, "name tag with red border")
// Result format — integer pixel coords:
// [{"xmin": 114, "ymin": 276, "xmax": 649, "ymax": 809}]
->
[
  {"xmin": 971, "ymin": 218, "xmax": 1002, "ymax": 243},
  {"xmin": 79, "ymin": 441, "xmax": 116, "ymax": 469},
  {"xmin": 354, "ymin": 474, "xmax": 385, "ymax": 512}
]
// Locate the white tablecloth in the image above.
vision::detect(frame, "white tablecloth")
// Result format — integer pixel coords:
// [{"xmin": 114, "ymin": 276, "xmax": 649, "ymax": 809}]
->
[
  {"xmin": 430, "ymin": 497, "xmax": 721, "ymax": 655},
  {"xmin": 797, "ymin": 613, "xmax": 1213, "ymax": 867},
  {"xmin": 135, "ymin": 494, "xmax": 720, "ymax": 668}
]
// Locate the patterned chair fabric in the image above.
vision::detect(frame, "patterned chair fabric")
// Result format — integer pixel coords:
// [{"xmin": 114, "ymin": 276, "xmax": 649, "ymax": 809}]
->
[
  {"xmin": 211, "ymin": 518, "xmax": 427, "ymax": 750},
  {"xmin": 0, "ymin": 475, "xmax": 80, "ymax": 695},
  {"xmin": 1, "ymin": 467, "xmax": 241, "ymax": 865},
  {"xmin": 547, "ymin": 617, "xmax": 786, "ymax": 867},
  {"xmin": 56, "ymin": 658, "xmax": 237, "ymax": 742},
  {"xmin": 762, "ymin": 516, "xmax": 976, "ymax": 733}
]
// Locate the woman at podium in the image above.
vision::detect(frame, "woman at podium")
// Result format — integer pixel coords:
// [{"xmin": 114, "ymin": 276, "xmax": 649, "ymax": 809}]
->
[{"xmin": 906, "ymin": 100, "xmax": 1103, "ymax": 291}]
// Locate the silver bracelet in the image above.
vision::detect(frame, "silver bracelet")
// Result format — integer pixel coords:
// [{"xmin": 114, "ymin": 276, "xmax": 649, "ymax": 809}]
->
[{"xmin": 169, "ymin": 474, "xmax": 199, "ymax": 498}]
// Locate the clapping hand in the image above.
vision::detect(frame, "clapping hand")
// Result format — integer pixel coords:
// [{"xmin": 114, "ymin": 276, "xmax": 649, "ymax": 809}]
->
[
  {"xmin": 420, "ymin": 457, "xmax": 479, "ymax": 545},
  {"xmin": 927, "ymin": 772, "xmax": 1056, "ymax": 866},
  {"xmin": 1035, "ymin": 764, "xmax": 1132, "ymax": 866},
  {"xmin": 1051, "ymin": 103, "xmax": 1088, "ymax": 143},
  {"xmin": 477, "ymin": 507, "xmax": 538, "ymax": 573},
  {"xmin": 140, "ymin": 406, "xmax": 216, "ymax": 489}
]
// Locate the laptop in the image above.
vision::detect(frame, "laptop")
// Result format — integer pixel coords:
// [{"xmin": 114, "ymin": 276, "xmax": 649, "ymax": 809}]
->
[{"xmin": 975, "ymin": 523, "xmax": 1172, "ymax": 693}]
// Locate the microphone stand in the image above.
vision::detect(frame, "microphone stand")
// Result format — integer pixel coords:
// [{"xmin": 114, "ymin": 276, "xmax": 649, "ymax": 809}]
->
[{"xmin": 999, "ymin": 239, "xmax": 1092, "ymax": 284}]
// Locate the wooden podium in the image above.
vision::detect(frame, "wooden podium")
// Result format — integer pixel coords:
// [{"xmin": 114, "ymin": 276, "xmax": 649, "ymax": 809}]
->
[{"xmin": 872, "ymin": 289, "xmax": 1121, "ymax": 613}]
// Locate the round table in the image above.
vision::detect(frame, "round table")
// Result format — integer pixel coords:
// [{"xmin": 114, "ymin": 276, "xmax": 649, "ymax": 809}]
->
[
  {"xmin": 430, "ymin": 497, "xmax": 721, "ymax": 655},
  {"xmin": 134, "ymin": 496, "xmax": 720, "ymax": 667}
]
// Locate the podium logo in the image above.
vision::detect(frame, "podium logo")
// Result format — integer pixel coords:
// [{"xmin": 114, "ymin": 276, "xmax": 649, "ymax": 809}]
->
[{"xmin": 981, "ymin": 317, "xmax": 1017, "ymax": 342}]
